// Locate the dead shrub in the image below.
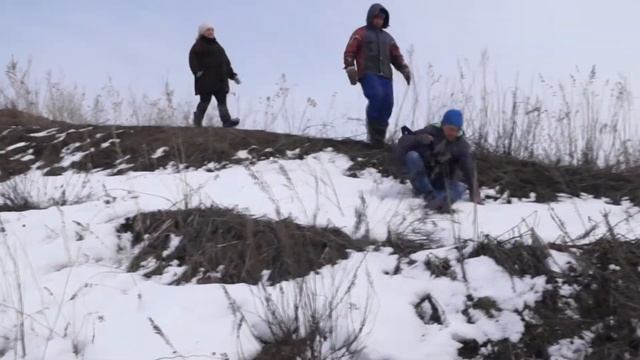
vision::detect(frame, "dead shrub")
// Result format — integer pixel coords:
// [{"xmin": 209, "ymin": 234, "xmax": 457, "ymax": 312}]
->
[
  {"xmin": 120, "ymin": 207, "xmax": 367, "ymax": 285},
  {"xmin": 224, "ymin": 260, "xmax": 371, "ymax": 360}
]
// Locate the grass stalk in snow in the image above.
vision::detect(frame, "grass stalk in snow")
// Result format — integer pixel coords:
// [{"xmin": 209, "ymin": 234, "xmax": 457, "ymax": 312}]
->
[
  {"xmin": 245, "ymin": 165, "xmax": 283, "ymax": 220},
  {"xmin": 0, "ymin": 221, "xmax": 27, "ymax": 358},
  {"xmin": 148, "ymin": 317, "xmax": 182, "ymax": 357},
  {"xmin": 0, "ymin": 173, "xmax": 94, "ymax": 212},
  {"xmin": 278, "ymin": 163, "xmax": 311, "ymax": 222},
  {"xmin": 224, "ymin": 255, "xmax": 372, "ymax": 360}
]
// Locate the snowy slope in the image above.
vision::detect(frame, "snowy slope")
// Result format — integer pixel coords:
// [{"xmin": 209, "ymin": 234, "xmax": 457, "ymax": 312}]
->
[{"xmin": 1, "ymin": 149, "xmax": 639, "ymax": 359}]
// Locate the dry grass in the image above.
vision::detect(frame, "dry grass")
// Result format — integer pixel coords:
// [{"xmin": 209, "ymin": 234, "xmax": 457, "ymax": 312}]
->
[
  {"xmin": 467, "ymin": 233, "xmax": 553, "ymax": 278},
  {"xmin": 0, "ymin": 173, "xmax": 93, "ymax": 212},
  {"xmin": 461, "ymin": 230, "xmax": 640, "ymax": 359},
  {"xmin": 224, "ymin": 260, "xmax": 372, "ymax": 360},
  {"xmin": 119, "ymin": 207, "xmax": 367, "ymax": 285},
  {"xmin": 1, "ymin": 55, "xmax": 638, "ymax": 169},
  {"xmin": 394, "ymin": 51, "xmax": 640, "ymax": 170}
]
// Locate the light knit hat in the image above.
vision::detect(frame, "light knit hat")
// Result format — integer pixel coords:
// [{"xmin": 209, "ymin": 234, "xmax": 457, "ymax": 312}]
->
[{"xmin": 197, "ymin": 23, "xmax": 214, "ymax": 37}]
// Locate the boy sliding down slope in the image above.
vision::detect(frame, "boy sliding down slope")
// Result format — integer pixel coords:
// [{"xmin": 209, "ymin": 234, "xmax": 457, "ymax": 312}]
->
[{"xmin": 394, "ymin": 109, "xmax": 482, "ymax": 212}]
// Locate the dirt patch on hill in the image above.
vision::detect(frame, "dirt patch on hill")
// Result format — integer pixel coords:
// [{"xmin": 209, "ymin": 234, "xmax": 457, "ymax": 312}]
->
[
  {"xmin": 0, "ymin": 109, "xmax": 387, "ymax": 179},
  {"xmin": 476, "ymin": 150, "xmax": 640, "ymax": 205},
  {"xmin": 118, "ymin": 207, "xmax": 367, "ymax": 285},
  {"xmin": 1, "ymin": 109, "xmax": 638, "ymax": 206},
  {"xmin": 0, "ymin": 108, "xmax": 70, "ymax": 128}
]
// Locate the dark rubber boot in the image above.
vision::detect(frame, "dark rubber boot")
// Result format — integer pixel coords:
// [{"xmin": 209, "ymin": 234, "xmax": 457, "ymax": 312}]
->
[
  {"xmin": 193, "ymin": 112, "xmax": 203, "ymax": 127},
  {"xmin": 218, "ymin": 103, "xmax": 238, "ymax": 128},
  {"xmin": 222, "ymin": 118, "xmax": 240, "ymax": 128},
  {"xmin": 425, "ymin": 192, "xmax": 452, "ymax": 213},
  {"xmin": 194, "ymin": 100, "xmax": 209, "ymax": 127},
  {"xmin": 367, "ymin": 123, "xmax": 387, "ymax": 149}
]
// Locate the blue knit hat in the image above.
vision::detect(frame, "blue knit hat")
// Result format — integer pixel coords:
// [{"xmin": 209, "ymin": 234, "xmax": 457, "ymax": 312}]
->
[{"xmin": 441, "ymin": 109, "xmax": 464, "ymax": 129}]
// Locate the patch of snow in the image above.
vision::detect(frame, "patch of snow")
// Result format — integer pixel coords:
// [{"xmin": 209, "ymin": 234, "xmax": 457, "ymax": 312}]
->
[
  {"xmin": 547, "ymin": 250, "xmax": 576, "ymax": 272},
  {"xmin": 151, "ymin": 146, "xmax": 169, "ymax": 159},
  {"xmin": 152, "ymin": 261, "xmax": 187, "ymax": 285},
  {"xmin": 202, "ymin": 162, "xmax": 225, "ymax": 172},
  {"xmin": 443, "ymin": 198, "xmax": 639, "ymax": 244},
  {"xmin": 548, "ymin": 331, "xmax": 594, "ymax": 360},
  {"xmin": 107, "ymin": 156, "xmax": 135, "ymax": 173},
  {"xmin": 110, "ymin": 163, "xmax": 135, "ymax": 174},
  {"xmin": 233, "ymin": 149, "xmax": 252, "ymax": 160},
  {"xmin": 100, "ymin": 138, "xmax": 120, "ymax": 149},
  {"xmin": 52, "ymin": 132, "xmax": 68, "ymax": 143},
  {"xmin": 1, "ymin": 127, "xmax": 15, "ymax": 136},
  {"xmin": 29, "ymin": 128, "xmax": 60, "ymax": 137},
  {"xmin": 115, "ymin": 155, "xmax": 131, "ymax": 165},
  {"xmin": 286, "ymin": 148, "xmax": 301, "ymax": 157},
  {"xmin": 162, "ymin": 235, "xmax": 182, "ymax": 257},
  {"xmin": 10, "ymin": 148, "xmax": 34, "ymax": 161},
  {"xmin": 18, "ymin": 154, "xmax": 35, "ymax": 162},
  {"xmin": 464, "ymin": 256, "xmax": 547, "ymax": 312},
  {"xmin": 58, "ymin": 149, "xmax": 91, "ymax": 168},
  {"xmin": 30, "ymin": 160, "xmax": 45, "ymax": 170},
  {"xmin": 558, "ymin": 282, "xmax": 579, "ymax": 297},
  {"xmin": 5, "ymin": 141, "xmax": 30, "ymax": 151}
]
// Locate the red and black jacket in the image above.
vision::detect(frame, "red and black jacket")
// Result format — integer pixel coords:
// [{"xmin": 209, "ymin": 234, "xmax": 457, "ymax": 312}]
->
[{"xmin": 343, "ymin": 4, "xmax": 408, "ymax": 81}]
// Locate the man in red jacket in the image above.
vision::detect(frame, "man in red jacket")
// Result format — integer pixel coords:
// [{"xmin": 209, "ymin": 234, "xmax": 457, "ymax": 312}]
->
[{"xmin": 344, "ymin": 3, "xmax": 411, "ymax": 148}]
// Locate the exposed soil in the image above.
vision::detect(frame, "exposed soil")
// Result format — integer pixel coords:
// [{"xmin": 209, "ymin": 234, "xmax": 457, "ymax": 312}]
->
[{"xmin": 476, "ymin": 150, "xmax": 640, "ymax": 205}]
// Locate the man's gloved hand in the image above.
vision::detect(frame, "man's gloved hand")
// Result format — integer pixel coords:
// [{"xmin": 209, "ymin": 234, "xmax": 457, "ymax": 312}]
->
[
  {"xmin": 401, "ymin": 66, "xmax": 411, "ymax": 85},
  {"xmin": 401, "ymin": 125, "xmax": 415, "ymax": 136},
  {"xmin": 196, "ymin": 71, "xmax": 204, "ymax": 78},
  {"xmin": 416, "ymin": 133, "xmax": 433, "ymax": 144},
  {"xmin": 233, "ymin": 76, "xmax": 241, "ymax": 85},
  {"xmin": 345, "ymin": 66, "xmax": 358, "ymax": 85}
]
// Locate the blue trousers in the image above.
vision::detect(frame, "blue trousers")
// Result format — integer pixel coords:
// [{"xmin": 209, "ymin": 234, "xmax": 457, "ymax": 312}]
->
[
  {"xmin": 404, "ymin": 151, "xmax": 467, "ymax": 206},
  {"xmin": 360, "ymin": 74, "xmax": 394, "ymax": 127}
]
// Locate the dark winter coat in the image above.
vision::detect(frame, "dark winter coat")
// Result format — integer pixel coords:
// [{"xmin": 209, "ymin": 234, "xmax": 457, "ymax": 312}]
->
[
  {"xmin": 343, "ymin": 3, "xmax": 408, "ymax": 80},
  {"xmin": 189, "ymin": 36, "xmax": 237, "ymax": 95},
  {"xmin": 394, "ymin": 124, "xmax": 477, "ymax": 190}
]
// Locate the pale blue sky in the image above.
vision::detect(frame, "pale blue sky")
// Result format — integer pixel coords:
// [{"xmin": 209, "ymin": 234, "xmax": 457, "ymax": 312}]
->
[{"xmin": 1, "ymin": 0, "xmax": 639, "ymax": 108}]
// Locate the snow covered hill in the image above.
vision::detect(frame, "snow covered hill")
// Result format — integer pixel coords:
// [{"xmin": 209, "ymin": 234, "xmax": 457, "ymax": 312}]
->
[{"xmin": 1, "ymin": 112, "xmax": 639, "ymax": 359}]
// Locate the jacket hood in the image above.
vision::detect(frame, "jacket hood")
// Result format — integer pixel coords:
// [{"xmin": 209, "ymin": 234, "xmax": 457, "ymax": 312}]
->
[{"xmin": 366, "ymin": 3, "xmax": 390, "ymax": 29}]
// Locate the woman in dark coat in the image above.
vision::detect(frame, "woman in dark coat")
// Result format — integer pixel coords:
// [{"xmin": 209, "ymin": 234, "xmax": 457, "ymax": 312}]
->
[{"xmin": 189, "ymin": 23, "xmax": 241, "ymax": 128}]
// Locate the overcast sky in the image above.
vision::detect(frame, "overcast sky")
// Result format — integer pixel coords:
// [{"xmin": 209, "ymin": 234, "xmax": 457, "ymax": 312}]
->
[{"xmin": 1, "ymin": 0, "xmax": 639, "ymax": 111}]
